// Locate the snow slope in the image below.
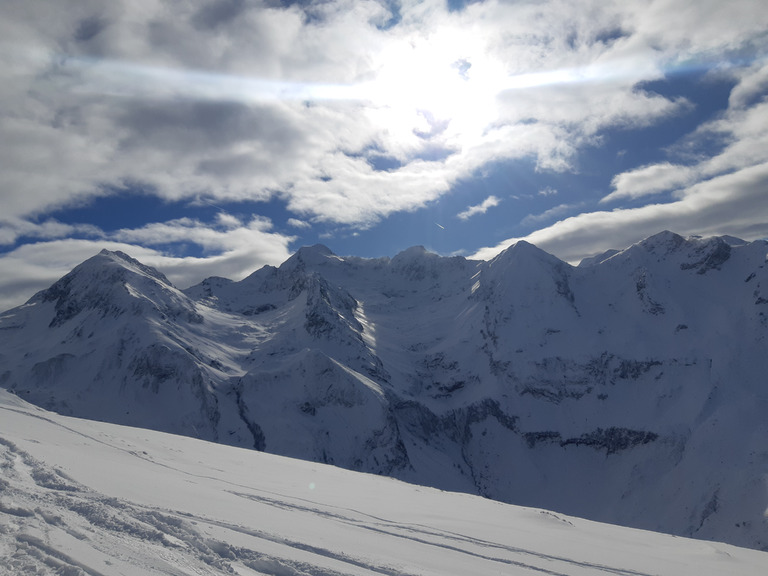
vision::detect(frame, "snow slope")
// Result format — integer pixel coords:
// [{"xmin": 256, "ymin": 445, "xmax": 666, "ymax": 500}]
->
[
  {"xmin": 1, "ymin": 389, "xmax": 767, "ymax": 576},
  {"xmin": 1, "ymin": 232, "xmax": 767, "ymax": 551}
]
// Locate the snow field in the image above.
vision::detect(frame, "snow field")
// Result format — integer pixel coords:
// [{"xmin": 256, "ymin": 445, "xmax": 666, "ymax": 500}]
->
[{"xmin": 1, "ymin": 390, "xmax": 767, "ymax": 576}]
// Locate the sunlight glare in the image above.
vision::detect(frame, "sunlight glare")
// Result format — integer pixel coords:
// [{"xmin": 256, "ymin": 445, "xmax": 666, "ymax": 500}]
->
[{"xmin": 363, "ymin": 29, "xmax": 506, "ymax": 144}]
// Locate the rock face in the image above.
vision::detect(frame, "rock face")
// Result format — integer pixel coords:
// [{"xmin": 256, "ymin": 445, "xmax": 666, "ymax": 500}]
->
[{"xmin": 1, "ymin": 231, "xmax": 767, "ymax": 551}]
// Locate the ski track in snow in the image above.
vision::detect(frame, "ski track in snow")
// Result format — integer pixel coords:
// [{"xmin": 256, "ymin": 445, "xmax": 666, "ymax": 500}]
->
[
  {"xmin": 222, "ymin": 490, "xmax": 653, "ymax": 576},
  {"xmin": 2, "ymin": 382, "xmax": 767, "ymax": 575},
  {"xmin": 0, "ymin": 415, "xmax": 652, "ymax": 576}
]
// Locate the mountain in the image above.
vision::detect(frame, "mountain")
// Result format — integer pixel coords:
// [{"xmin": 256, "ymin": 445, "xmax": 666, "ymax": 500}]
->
[
  {"xmin": 1, "ymin": 232, "xmax": 767, "ymax": 551},
  {"xmin": 4, "ymin": 389, "xmax": 766, "ymax": 575}
]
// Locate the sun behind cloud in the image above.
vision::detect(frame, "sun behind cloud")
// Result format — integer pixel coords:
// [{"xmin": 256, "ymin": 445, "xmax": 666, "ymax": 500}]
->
[{"xmin": 363, "ymin": 26, "xmax": 506, "ymax": 147}]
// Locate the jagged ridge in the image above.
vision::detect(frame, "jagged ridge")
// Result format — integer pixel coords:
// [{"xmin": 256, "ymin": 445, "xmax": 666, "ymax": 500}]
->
[{"xmin": 1, "ymin": 231, "xmax": 767, "ymax": 551}]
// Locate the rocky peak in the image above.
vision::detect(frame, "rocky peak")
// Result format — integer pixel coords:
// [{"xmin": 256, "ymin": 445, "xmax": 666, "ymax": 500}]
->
[
  {"xmin": 98, "ymin": 249, "xmax": 173, "ymax": 286},
  {"xmin": 280, "ymin": 244, "xmax": 338, "ymax": 273},
  {"xmin": 39, "ymin": 249, "xmax": 198, "ymax": 327},
  {"xmin": 636, "ymin": 230, "xmax": 686, "ymax": 256}
]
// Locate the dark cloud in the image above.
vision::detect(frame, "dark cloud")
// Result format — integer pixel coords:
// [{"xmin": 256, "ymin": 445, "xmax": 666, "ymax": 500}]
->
[
  {"xmin": 593, "ymin": 27, "xmax": 630, "ymax": 46},
  {"xmin": 191, "ymin": 0, "xmax": 247, "ymax": 31},
  {"xmin": 196, "ymin": 152, "xmax": 276, "ymax": 177},
  {"xmin": 74, "ymin": 15, "xmax": 108, "ymax": 43},
  {"xmin": 115, "ymin": 100, "xmax": 303, "ymax": 153}
]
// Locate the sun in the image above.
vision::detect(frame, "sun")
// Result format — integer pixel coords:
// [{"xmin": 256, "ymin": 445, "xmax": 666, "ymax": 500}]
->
[{"xmin": 364, "ymin": 29, "xmax": 506, "ymax": 146}]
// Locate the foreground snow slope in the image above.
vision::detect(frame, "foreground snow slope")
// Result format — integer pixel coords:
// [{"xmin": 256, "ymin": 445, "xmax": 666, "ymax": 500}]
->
[{"xmin": 1, "ymin": 390, "xmax": 767, "ymax": 576}]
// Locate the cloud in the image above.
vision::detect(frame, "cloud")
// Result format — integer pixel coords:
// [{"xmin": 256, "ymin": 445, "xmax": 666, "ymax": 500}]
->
[
  {"xmin": 604, "ymin": 70, "xmax": 768, "ymax": 206},
  {"xmin": 2, "ymin": 0, "xmax": 767, "ymax": 282},
  {"xmin": 728, "ymin": 61, "xmax": 768, "ymax": 109},
  {"xmin": 215, "ymin": 212, "xmax": 242, "ymax": 229},
  {"xmin": 0, "ymin": 217, "xmax": 104, "ymax": 246},
  {"xmin": 471, "ymin": 161, "xmax": 768, "ymax": 264},
  {"xmin": 602, "ymin": 163, "xmax": 696, "ymax": 203},
  {"xmin": 110, "ymin": 215, "xmax": 294, "ymax": 265},
  {"xmin": 0, "ymin": 217, "xmax": 295, "ymax": 312},
  {"xmin": 457, "ymin": 195, "xmax": 501, "ymax": 220},
  {"xmin": 471, "ymin": 43, "xmax": 768, "ymax": 264},
  {"xmin": 191, "ymin": 0, "xmax": 247, "ymax": 31},
  {"xmin": 520, "ymin": 203, "xmax": 581, "ymax": 227},
  {"xmin": 287, "ymin": 218, "xmax": 311, "ymax": 229},
  {"xmin": 0, "ymin": 0, "xmax": 728, "ymax": 229}
]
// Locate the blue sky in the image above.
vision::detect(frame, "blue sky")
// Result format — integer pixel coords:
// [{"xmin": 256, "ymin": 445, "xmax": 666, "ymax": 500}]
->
[{"xmin": 1, "ymin": 0, "xmax": 767, "ymax": 311}]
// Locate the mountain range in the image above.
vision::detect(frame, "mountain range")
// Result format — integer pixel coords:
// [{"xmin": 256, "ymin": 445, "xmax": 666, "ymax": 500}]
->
[{"xmin": 1, "ymin": 230, "xmax": 766, "ymax": 551}]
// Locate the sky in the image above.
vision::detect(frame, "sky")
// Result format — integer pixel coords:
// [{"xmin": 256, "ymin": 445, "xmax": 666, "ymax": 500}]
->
[{"xmin": 1, "ymin": 0, "xmax": 768, "ymax": 311}]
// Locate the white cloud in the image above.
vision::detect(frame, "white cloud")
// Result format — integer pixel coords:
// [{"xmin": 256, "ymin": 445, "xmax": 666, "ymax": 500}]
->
[
  {"xmin": 1, "ymin": 0, "xmax": 766, "ymax": 276},
  {"xmin": 0, "ymin": 218, "xmax": 295, "ymax": 312},
  {"xmin": 604, "ymin": 77, "xmax": 768, "ymax": 206},
  {"xmin": 728, "ymin": 61, "xmax": 768, "ymax": 109},
  {"xmin": 457, "ymin": 195, "xmax": 501, "ymax": 220},
  {"xmin": 0, "ymin": 217, "xmax": 104, "ymax": 246},
  {"xmin": 602, "ymin": 163, "xmax": 696, "ymax": 203},
  {"xmin": 2, "ymin": 0, "xmax": 744, "ymax": 228},
  {"xmin": 520, "ymin": 203, "xmax": 581, "ymax": 227},
  {"xmin": 110, "ymin": 216, "xmax": 295, "ymax": 277},
  {"xmin": 214, "ymin": 212, "xmax": 242, "ymax": 229},
  {"xmin": 471, "ymin": 44, "xmax": 768, "ymax": 264},
  {"xmin": 471, "ymin": 161, "xmax": 768, "ymax": 264},
  {"xmin": 287, "ymin": 218, "xmax": 311, "ymax": 229}
]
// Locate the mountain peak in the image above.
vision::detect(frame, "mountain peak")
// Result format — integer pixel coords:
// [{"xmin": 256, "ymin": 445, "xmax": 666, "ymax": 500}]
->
[
  {"xmin": 610, "ymin": 232, "xmax": 741, "ymax": 274},
  {"xmin": 391, "ymin": 245, "xmax": 434, "ymax": 265},
  {"xmin": 391, "ymin": 245, "xmax": 451, "ymax": 281},
  {"xmin": 395, "ymin": 245, "xmax": 428, "ymax": 257},
  {"xmin": 636, "ymin": 230, "xmax": 686, "ymax": 254},
  {"xmin": 280, "ymin": 244, "xmax": 339, "ymax": 272},
  {"xmin": 488, "ymin": 239, "xmax": 564, "ymax": 269},
  {"xmin": 35, "ymin": 250, "xmax": 192, "ymax": 328},
  {"xmin": 90, "ymin": 249, "xmax": 173, "ymax": 287},
  {"xmin": 298, "ymin": 243, "xmax": 335, "ymax": 257}
]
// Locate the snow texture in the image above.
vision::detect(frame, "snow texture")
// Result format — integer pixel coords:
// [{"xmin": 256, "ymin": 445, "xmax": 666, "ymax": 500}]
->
[{"xmin": 1, "ymin": 389, "xmax": 766, "ymax": 575}]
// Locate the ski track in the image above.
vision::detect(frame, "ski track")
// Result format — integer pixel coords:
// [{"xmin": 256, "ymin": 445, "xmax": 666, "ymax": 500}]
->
[
  {"xmin": 0, "ymin": 425, "xmax": 412, "ymax": 576},
  {"xmin": 0, "ymin": 434, "xmax": 356, "ymax": 576},
  {"xmin": 1, "ymin": 425, "xmax": 658, "ymax": 576},
  {"xmin": 225, "ymin": 490, "xmax": 657, "ymax": 576},
  {"xmin": 3, "ymin": 395, "xmax": 766, "ymax": 576}
]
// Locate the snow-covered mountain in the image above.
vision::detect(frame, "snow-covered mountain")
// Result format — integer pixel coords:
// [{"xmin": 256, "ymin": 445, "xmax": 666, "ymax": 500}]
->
[
  {"xmin": 1, "ymin": 231, "xmax": 767, "ymax": 552},
  {"xmin": 4, "ymin": 389, "xmax": 767, "ymax": 575}
]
